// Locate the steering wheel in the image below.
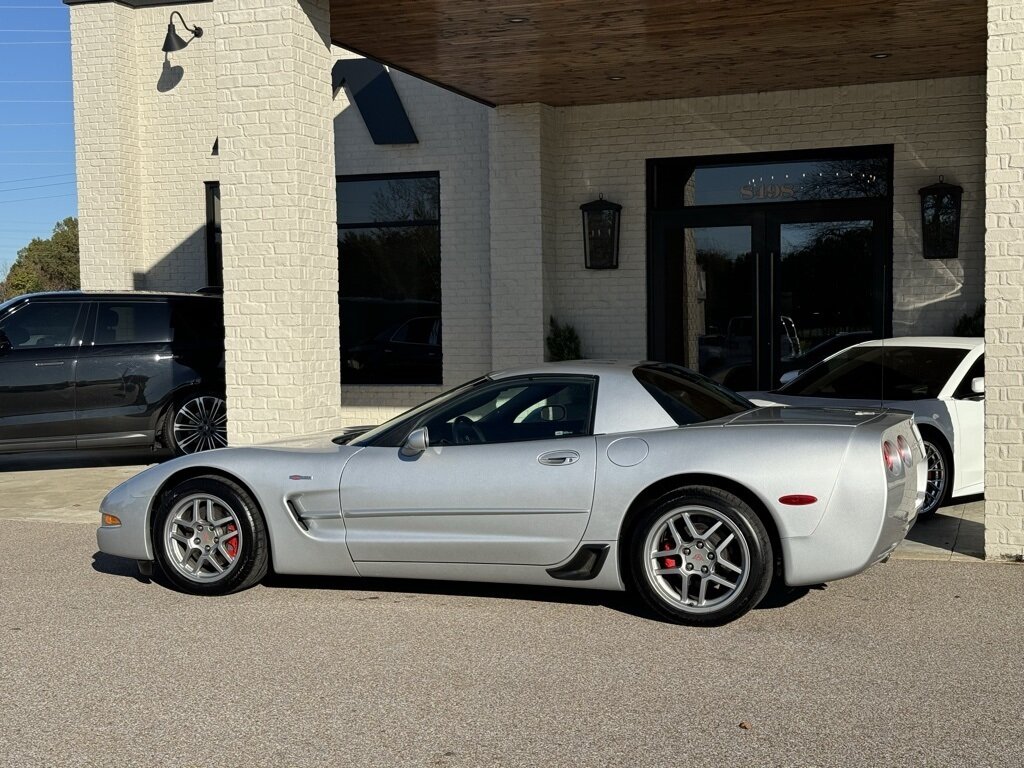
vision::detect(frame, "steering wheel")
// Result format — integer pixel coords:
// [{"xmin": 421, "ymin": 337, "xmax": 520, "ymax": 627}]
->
[{"xmin": 452, "ymin": 415, "xmax": 486, "ymax": 445}]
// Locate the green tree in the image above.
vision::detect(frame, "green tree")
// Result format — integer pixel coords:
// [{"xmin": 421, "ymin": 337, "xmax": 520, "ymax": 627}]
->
[{"xmin": 0, "ymin": 217, "xmax": 79, "ymax": 301}]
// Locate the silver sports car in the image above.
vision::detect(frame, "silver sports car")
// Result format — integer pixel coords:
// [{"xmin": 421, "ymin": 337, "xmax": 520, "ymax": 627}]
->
[{"xmin": 98, "ymin": 361, "xmax": 924, "ymax": 625}]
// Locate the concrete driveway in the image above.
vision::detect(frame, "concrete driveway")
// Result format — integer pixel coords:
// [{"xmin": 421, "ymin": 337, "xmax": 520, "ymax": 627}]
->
[{"xmin": 0, "ymin": 518, "xmax": 1022, "ymax": 767}]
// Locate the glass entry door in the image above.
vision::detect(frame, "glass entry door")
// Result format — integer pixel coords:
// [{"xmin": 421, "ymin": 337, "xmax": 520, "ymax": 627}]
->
[
  {"xmin": 648, "ymin": 147, "xmax": 892, "ymax": 391},
  {"xmin": 650, "ymin": 208, "xmax": 888, "ymax": 391}
]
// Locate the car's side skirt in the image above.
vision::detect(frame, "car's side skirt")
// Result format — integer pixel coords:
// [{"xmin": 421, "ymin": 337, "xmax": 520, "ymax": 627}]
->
[{"xmin": 349, "ymin": 541, "xmax": 624, "ymax": 592}]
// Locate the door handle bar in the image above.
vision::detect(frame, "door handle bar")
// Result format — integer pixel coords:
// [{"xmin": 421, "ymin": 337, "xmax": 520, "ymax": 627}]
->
[{"xmin": 538, "ymin": 450, "xmax": 580, "ymax": 466}]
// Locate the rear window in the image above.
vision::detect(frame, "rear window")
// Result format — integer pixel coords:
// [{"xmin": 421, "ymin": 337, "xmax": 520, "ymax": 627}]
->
[
  {"xmin": 94, "ymin": 301, "xmax": 171, "ymax": 345},
  {"xmin": 634, "ymin": 364, "xmax": 752, "ymax": 426},
  {"xmin": 779, "ymin": 345, "xmax": 969, "ymax": 400}
]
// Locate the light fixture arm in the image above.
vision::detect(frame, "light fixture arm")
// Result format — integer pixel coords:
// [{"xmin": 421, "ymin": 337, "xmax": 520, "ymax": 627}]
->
[{"xmin": 170, "ymin": 10, "xmax": 203, "ymax": 39}]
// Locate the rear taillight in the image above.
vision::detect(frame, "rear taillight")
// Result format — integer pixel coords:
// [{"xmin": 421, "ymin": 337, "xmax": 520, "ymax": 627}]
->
[
  {"xmin": 896, "ymin": 435, "xmax": 913, "ymax": 467},
  {"xmin": 882, "ymin": 440, "xmax": 900, "ymax": 474}
]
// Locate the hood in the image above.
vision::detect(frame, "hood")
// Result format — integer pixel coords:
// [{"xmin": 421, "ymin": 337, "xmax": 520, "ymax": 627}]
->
[{"xmin": 256, "ymin": 426, "xmax": 373, "ymax": 450}]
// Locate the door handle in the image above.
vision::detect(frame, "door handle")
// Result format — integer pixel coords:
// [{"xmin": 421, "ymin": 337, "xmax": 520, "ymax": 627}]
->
[
  {"xmin": 538, "ymin": 450, "xmax": 580, "ymax": 466},
  {"xmin": 34, "ymin": 361, "xmax": 65, "ymax": 368}
]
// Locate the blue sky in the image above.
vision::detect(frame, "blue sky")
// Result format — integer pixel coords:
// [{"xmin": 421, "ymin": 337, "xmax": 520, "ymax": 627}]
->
[{"xmin": 0, "ymin": 1, "xmax": 76, "ymax": 279}]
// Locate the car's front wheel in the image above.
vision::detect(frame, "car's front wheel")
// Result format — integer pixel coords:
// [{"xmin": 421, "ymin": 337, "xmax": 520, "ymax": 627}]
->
[
  {"xmin": 629, "ymin": 486, "xmax": 773, "ymax": 625},
  {"xmin": 152, "ymin": 476, "xmax": 269, "ymax": 595}
]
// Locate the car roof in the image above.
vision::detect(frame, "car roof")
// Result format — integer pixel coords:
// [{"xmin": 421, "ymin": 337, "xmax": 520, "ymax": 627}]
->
[
  {"xmin": 9, "ymin": 290, "xmax": 217, "ymax": 302},
  {"xmin": 853, "ymin": 336, "xmax": 983, "ymax": 350},
  {"xmin": 489, "ymin": 359, "xmax": 644, "ymax": 380}
]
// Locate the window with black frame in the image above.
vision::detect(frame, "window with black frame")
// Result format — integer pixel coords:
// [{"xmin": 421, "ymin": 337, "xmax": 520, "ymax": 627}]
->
[
  {"xmin": 337, "ymin": 173, "xmax": 441, "ymax": 385},
  {"xmin": 205, "ymin": 182, "xmax": 222, "ymax": 288}
]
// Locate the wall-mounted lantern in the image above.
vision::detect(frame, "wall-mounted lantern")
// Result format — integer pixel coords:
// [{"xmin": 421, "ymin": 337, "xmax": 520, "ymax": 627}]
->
[
  {"xmin": 162, "ymin": 11, "xmax": 203, "ymax": 53},
  {"xmin": 919, "ymin": 177, "xmax": 963, "ymax": 260},
  {"xmin": 580, "ymin": 194, "xmax": 622, "ymax": 269}
]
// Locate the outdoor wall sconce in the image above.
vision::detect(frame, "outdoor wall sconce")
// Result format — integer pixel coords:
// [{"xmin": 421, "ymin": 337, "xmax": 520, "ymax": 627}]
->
[
  {"xmin": 580, "ymin": 194, "xmax": 622, "ymax": 269},
  {"xmin": 919, "ymin": 177, "xmax": 963, "ymax": 260},
  {"xmin": 162, "ymin": 11, "xmax": 203, "ymax": 53}
]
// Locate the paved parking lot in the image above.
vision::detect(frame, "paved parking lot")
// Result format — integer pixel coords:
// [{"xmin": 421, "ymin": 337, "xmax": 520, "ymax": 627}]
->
[
  {"xmin": 0, "ymin": 455, "xmax": 1019, "ymax": 766},
  {"xmin": 1, "ymin": 519, "xmax": 1022, "ymax": 767}
]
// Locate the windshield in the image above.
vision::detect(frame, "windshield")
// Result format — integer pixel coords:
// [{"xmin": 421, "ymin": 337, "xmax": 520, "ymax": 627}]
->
[
  {"xmin": 778, "ymin": 345, "xmax": 968, "ymax": 400},
  {"xmin": 634, "ymin": 364, "xmax": 753, "ymax": 425},
  {"xmin": 349, "ymin": 377, "xmax": 487, "ymax": 446}
]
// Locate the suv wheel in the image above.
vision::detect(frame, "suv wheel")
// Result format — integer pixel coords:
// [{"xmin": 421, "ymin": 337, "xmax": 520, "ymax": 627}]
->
[{"xmin": 164, "ymin": 393, "xmax": 228, "ymax": 455}]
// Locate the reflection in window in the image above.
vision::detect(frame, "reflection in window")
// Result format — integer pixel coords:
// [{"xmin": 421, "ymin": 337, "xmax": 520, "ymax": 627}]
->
[
  {"xmin": 337, "ymin": 173, "xmax": 441, "ymax": 384},
  {"xmin": 654, "ymin": 152, "xmax": 891, "ymax": 209}
]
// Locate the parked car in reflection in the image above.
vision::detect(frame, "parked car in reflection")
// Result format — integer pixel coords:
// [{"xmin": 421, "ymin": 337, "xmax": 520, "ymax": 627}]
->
[
  {"xmin": 746, "ymin": 337, "xmax": 984, "ymax": 517},
  {"xmin": 0, "ymin": 291, "xmax": 226, "ymax": 456},
  {"xmin": 344, "ymin": 315, "xmax": 441, "ymax": 383}
]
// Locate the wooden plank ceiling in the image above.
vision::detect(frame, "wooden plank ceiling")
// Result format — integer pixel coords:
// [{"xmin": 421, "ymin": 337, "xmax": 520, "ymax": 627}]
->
[{"xmin": 329, "ymin": 0, "xmax": 986, "ymax": 107}]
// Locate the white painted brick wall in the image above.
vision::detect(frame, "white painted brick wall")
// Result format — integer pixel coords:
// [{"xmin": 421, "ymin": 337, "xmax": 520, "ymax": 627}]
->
[
  {"xmin": 215, "ymin": 0, "xmax": 341, "ymax": 443},
  {"xmin": 333, "ymin": 50, "xmax": 491, "ymax": 422},
  {"xmin": 70, "ymin": 3, "xmax": 142, "ymax": 291},
  {"xmin": 552, "ymin": 77, "xmax": 986, "ymax": 359},
  {"xmin": 488, "ymin": 103, "xmax": 557, "ymax": 370},
  {"xmin": 984, "ymin": 0, "xmax": 1024, "ymax": 560}
]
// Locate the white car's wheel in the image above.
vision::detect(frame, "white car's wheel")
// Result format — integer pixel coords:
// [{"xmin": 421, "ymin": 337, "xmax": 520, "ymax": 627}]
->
[
  {"xmin": 629, "ymin": 486, "xmax": 773, "ymax": 625},
  {"xmin": 152, "ymin": 476, "xmax": 269, "ymax": 595},
  {"xmin": 919, "ymin": 437, "xmax": 952, "ymax": 519}
]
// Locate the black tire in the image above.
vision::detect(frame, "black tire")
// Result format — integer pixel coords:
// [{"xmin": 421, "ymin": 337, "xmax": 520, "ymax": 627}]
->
[
  {"xmin": 162, "ymin": 392, "xmax": 228, "ymax": 456},
  {"xmin": 152, "ymin": 476, "xmax": 269, "ymax": 595},
  {"xmin": 626, "ymin": 485, "xmax": 773, "ymax": 626},
  {"xmin": 918, "ymin": 431, "xmax": 953, "ymax": 519}
]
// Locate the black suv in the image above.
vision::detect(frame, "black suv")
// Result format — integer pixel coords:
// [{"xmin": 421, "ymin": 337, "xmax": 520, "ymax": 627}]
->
[{"xmin": 0, "ymin": 291, "xmax": 225, "ymax": 455}]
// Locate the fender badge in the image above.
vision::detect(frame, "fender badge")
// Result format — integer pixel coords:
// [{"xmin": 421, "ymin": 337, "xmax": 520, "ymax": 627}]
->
[{"xmin": 289, "ymin": 475, "xmax": 312, "ymax": 481}]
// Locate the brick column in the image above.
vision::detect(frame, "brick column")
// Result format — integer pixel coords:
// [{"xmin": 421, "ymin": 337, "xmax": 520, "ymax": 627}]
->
[
  {"xmin": 488, "ymin": 104, "xmax": 559, "ymax": 369},
  {"xmin": 69, "ymin": 3, "xmax": 140, "ymax": 291},
  {"xmin": 215, "ymin": 0, "xmax": 341, "ymax": 444},
  {"xmin": 984, "ymin": 0, "xmax": 1024, "ymax": 560}
]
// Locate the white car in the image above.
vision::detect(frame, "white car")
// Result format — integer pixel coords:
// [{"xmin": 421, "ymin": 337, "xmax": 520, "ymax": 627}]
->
[{"xmin": 746, "ymin": 337, "xmax": 983, "ymax": 517}]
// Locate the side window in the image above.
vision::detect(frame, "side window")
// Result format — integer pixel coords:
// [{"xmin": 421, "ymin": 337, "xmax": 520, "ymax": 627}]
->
[
  {"xmin": 93, "ymin": 302, "xmax": 172, "ymax": 345},
  {"xmin": 418, "ymin": 377, "xmax": 596, "ymax": 446},
  {"xmin": 953, "ymin": 354, "xmax": 984, "ymax": 399},
  {"xmin": 170, "ymin": 298, "xmax": 225, "ymax": 346},
  {"xmin": 0, "ymin": 302, "xmax": 82, "ymax": 349}
]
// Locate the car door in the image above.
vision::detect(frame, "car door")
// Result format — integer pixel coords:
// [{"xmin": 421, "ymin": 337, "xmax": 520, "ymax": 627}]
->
[
  {"xmin": 340, "ymin": 375, "xmax": 598, "ymax": 566},
  {"xmin": 74, "ymin": 298, "xmax": 176, "ymax": 447},
  {"xmin": 948, "ymin": 352, "xmax": 984, "ymax": 493},
  {"xmin": 0, "ymin": 298, "xmax": 86, "ymax": 449}
]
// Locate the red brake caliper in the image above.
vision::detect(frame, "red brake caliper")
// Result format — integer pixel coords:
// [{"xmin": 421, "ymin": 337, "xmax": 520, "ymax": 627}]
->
[
  {"xmin": 225, "ymin": 523, "xmax": 239, "ymax": 559},
  {"xmin": 661, "ymin": 541, "xmax": 678, "ymax": 569}
]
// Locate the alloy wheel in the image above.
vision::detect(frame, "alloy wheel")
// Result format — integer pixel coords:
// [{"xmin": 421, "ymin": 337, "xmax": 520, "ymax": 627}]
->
[
  {"xmin": 173, "ymin": 395, "xmax": 228, "ymax": 454},
  {"xmin": 163, "ymin": 494, "xmax": 242, "ymax": 583},
  {"xmin": 922, "ymin": 441, "xmax": 947, "ymax": 516},
  {"xmin": 642, "ymin": 505, "xmax": 751, "ymax": 614}
]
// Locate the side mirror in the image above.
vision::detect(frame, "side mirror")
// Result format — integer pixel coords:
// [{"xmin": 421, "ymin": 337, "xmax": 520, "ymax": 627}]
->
[
  {"xmin": 0, "ymin": 332, "xmax": 11, "ymax": 356},
  {"xmin": 971, "ymin": 376, "xmax": 985, "ymax": 395},
  {"xmin": 401, "ymin": 427, "xmax": 429, "ymax": 456},
  {"xmin": 779, "ymin": 369, "xmax": 801, "ymax": 386},
  {"xmin": 539, "ymin": 404, "xmax": 566, "ymax": 422}
]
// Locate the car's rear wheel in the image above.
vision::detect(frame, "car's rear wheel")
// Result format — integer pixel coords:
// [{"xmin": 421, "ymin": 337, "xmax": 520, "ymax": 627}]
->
[
  {"xmin": 919, "ymin": 436, "xmax": 952, "ymax": 519},
  {"xmin": 164, "ymin": 393, "xmax": 228, "ymax": 455},
  {"xmin": 152, "ymin": 476, "xmax": 268, "ymax": 595},
  {"xmin": 628, "ymin": 486, "xmax": 773, "ymax": 625}
]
